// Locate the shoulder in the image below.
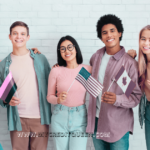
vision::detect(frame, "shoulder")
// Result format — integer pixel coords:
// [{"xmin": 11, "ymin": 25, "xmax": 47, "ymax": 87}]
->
[
  {"xmin": 50, "ymin": 66, "xmax": 64, "ymax": 76},
  {"xmin": 90, "ymin": 48, "xmax": 104, "ymax": 60},
  {"xmin": 81, "ymin": 64, "xmax": 92, "ymax": 74},
  {"xmin": 0, "ymin": 56, "xmax": 8, "ymax": 72},
  {"xmin": 123, "ymin": 53, "xmax": 138, "ymax": 68},
  {"xmin": 35, "ymin": 53, "xmax": 47, "ymax": 61}
]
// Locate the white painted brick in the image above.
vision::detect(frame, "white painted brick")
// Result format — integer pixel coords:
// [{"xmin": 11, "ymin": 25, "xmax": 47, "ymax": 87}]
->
[
  {"xmin": 43, "ymin": 0, "xmax": 62, "ymax": 4},
  {"xmin": 31, "ymin": 19, "xmax": 51, "ymax": 26},
  {"xmin": 0, "ymin": 40, "xmax": 11, "ymax": 46},
  {"xmin": 90, "ymin": 12, "xmax": 107, "ymax": 18},
  {"xmin": 0, "ymin": 0, "xmax": 20, "ymax": 4},
  {"xmin": 77, "ymin": 26, "xmax": 95, "ymax": 32},
  {"xmin": 38, "ymin": 12, "xmax": 58, "ymax": 18},
  {"xmin": 36, "ymin": 26, "xmax": 57, "ymax": 32},
  {"xmin": 52, "ymin": 18, "xmax": 72, "ymax": 25},
  {"xmin": 0, "ymin": 47, "xmax": 9, "ymax": 52},
  {"xmin": 30, "ymin": 33, "xmax": 61, "ymax": 39},
  {"xmin": 78, "ymin": 40, "xmax": 95, "ymax": 47},
  {"xmin": 101, "ymin": 0, "xmax": 122, "ymax": 4},
  {"xmin": 42, "ymin": 40, "xmax": 58, "ymax": 46},
  {"xmin": 122, "ymin": 0, "xmax": 135, "ymax": 4},
  {"xmin": 84, "ymin": 18, "xmax": 98, "ymax": 25},
  {"xmin": 0, "ymin": 12, "xmax": 18, "ymax": 18},
  {"xmin": 81, "ymin": 33, "xmax": 97, "ymax": 39},
  {"xmin": 52, "ymin": 4, "xmax": 72, "ymax": 11},
  {"xmin": 73, "ymin": 18, "xmax": 84, "ymax": 25},
  {"xmin": 27, "ymin": 40, "xmax": 42, "ymax": 47},
  {"xmin": 135, "ymin": 0, "xmax": 150, "ymax": 4},
  {"xmin": 78, "ymin": 12, "xmax": 90, "ymax": 18},
  {"xmin": 57, "ymin": 26, "xmax": 76, "ymax": 32},
  {"xmin": 104, "ymin": 5, "xmax": 126, "ymax": 11},
  {"xmin": 58, "ymin": 12, "xmax": 78, "ymax": 18},
  {"xmin": 92, "ymin": 5, "xmax": 105, "ymax": 11},
  {"xmin": 0, "ymin": 19, "xmax": 10, "ymax": 26},
  {"xmin": 73, "ymin": 5, "xmax": 92, "ymax": 11},
  {"xmin": 125, "ymin": 18, "xmax": 148, "ymax": 25},
  {"xmin": 63, "ymin": 0, "xmax": 82, "ymax": 4},
  {"xmin": 18, "ymin": 12, "xmax": 37, "ymax": 18},
  {"xmin": 83, "ymin": 0, "xmax": 101, "ymax": 4},
  {"xmin": 146, "ymin": 5, "xmax": 150, "ymax": 11},
  {"xmin": 32, "ymin": 5, "xmax": 52, "ymax": 12},
  {"xmin": 123, "ymin": 32, "xmax": 133, "ymax": 40},
  {"xmin": 1, "ymin": 4, "xmax": 32, "ymax": 12},
  {"xmin": 20, "ymin": 0, "xmax": 43, "ymax": 4},
  {"xmin": 126, "ymin": 5, "xmax": 145, "ymax": 11}
]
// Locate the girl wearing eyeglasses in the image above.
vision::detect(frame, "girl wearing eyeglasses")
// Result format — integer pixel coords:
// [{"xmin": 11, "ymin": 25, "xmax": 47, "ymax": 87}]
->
[{"xmin": 47, "ymin": 35, "xmax": 92, "ymax": 150}]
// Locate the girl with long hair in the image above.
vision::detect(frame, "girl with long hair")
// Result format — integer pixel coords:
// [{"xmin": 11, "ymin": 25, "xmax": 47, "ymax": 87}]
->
[
  {"xmin": 47, "ymin": 35, "xmax": 92, "ymax": 150},
  {"xmin": 128, "ymin": 25, "xmax": 150, "ymax": 150}
]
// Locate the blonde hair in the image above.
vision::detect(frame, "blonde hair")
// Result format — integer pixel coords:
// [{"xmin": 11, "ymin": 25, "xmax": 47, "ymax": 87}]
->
[{"xmin": 138, "ymin": 25, "xmax": 150, "ymax": 90}]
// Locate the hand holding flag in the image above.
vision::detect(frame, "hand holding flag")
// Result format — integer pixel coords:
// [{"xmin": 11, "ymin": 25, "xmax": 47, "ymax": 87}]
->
[
  {"xmin": 101, "ymin": 92, "xmax": 116, "ymax": 104},
  {"xmin": 0, "ymin": 72, "xmax": 18, "ymax": 104}
]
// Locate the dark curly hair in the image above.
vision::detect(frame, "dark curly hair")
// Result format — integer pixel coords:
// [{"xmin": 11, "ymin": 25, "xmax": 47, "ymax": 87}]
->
[{"xmin": 96, "ymin": 14, "xmax": 124, "ymax": 41}]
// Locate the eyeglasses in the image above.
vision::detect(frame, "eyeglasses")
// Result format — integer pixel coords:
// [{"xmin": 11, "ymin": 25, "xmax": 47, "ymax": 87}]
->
[{"xmin": 59, "ymin": 44, "xmax": 75, "ymax": 53}]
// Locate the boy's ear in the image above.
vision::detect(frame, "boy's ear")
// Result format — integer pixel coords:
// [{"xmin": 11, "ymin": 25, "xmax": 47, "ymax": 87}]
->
[
  {"xmin": 119, "ymin": 32, "xmax": 122, "ymax": 38},
  {"xmin": 9, "ymin": 34, "xmax": 11, "ymax": 40},
  {"xmin": 27, "ymin": 35, "xmax": 30, "ymax": 41}
]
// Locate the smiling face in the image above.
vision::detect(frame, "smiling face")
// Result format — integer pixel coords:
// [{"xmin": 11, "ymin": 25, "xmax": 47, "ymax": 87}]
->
[
  {"xmin": 9, "ymin": 26, "xmax": 30, "ymax": 48},
  {"xmin": 139, "ymin": 29, "xmax": 150, "ymax": 55},
  {"xmin": 60, "ymin": 40, "xmax": 77, "ymax": 64},
  {"xmin": 101, "ymin": 24, "xmax": 121, "ymax": 49}
]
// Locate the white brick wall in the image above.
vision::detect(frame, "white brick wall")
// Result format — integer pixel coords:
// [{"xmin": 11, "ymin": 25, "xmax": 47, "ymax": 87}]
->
[{"xmin": 0, "ymin": 0, "xmax": 149, "ymax": 150}]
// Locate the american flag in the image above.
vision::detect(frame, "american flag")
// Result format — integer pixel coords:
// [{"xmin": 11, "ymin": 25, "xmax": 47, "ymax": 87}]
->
[{"xmin": 75, "ymin": 67, "xmax": 103, "ymax": 98}]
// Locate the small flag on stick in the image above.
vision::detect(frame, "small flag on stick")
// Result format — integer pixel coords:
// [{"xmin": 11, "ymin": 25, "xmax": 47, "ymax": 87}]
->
[
  {"xmin": 0, "ymin": 72, "xmax": 17, "ymax": 103},
  {"xmin": 75, "ymin": 67, "xmax": 103, "ymax": 98},
  {"xmin": 115, "ymin": 65, "xmax": 136, "ymax": 98}
]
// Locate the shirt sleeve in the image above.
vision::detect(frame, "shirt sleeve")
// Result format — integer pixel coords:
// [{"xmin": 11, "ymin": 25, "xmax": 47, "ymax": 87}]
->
[
  {"xmin": 47, "ymin": 68, "xmax": 58, "ymax": 104},
  {"xmin": 90, "ymin": 53, "xmax": 96, "ymax": 66},
  {"xmin": 114, "ymin": 61, "xmax": 142, "ymax": 108}
]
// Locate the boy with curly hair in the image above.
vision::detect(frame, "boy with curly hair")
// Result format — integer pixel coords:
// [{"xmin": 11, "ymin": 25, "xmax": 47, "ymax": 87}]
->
[{"xmin": 86, "ymin": 14, "xmax": 142, "ymax": 150}]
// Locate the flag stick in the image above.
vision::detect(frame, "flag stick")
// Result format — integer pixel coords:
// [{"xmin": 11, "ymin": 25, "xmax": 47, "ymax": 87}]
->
[
  {"xmin": 107, "ymin": 79, "xmax": 115, "ymax": 91},
  {"xmin": 67, "ymin": 79, "xmax": 76, "ymax": 93}
]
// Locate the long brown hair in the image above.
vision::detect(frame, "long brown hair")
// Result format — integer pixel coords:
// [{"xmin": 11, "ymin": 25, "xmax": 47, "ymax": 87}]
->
[{"xmin": 138, "ymin": 25, "xmax": 150, "ymax": 91}]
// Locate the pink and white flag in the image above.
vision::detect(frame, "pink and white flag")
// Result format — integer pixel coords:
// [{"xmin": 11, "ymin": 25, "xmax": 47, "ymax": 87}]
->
[
  {"xmin": 115, "ymin": 65, "xmax": 136, "ymax": 98},
  {"xmin": 0, "ymin": 72, "xmax": 17, "ymax": 103}
]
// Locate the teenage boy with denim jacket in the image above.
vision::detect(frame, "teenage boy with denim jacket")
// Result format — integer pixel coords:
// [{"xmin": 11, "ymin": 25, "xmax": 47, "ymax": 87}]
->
[
  {"xmin": 0, "ymin": 21, "xmax": 51, "ymax": 150},
  {"xmin": 86, "ymin": 14, "xmax": 142, "ymax": 150}
]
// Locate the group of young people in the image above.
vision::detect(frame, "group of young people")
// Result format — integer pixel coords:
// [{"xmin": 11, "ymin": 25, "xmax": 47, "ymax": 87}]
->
[{"xmin": 0, "ymin": 14, "xmax": 149, "ymax": 150}]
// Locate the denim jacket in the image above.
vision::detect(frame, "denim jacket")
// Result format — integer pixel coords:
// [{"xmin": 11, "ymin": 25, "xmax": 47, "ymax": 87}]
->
[{"xmin": 0, "ymin": 49, "xmax": 51, "ymax": 131}]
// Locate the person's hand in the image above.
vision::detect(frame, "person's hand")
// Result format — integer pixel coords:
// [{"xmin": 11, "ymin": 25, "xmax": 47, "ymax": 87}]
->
[
  {"xmin": 127, "ymin": 49, "xmax": 137, "ymax": 59},
  {"xmin": 52, "ymin": 63, "xmax": 59, "ymax": 69},
  {"xmin": 101, "ymin": 92, "xmax": 116, "ymax": 105},
  {"xmin": 31, "ymin": 48, "xmax": 41, "ymax": 54},
  {"xmin": 6, "ymin": 96, "xmax": 21, "ymax": 106},
  {"xmin": 57, "ymin": 91, "xmax": 68, "ymax": 104},
  {"xmin": 147, "ymin": 80, "xmax": 150, "ymax": 85}
]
